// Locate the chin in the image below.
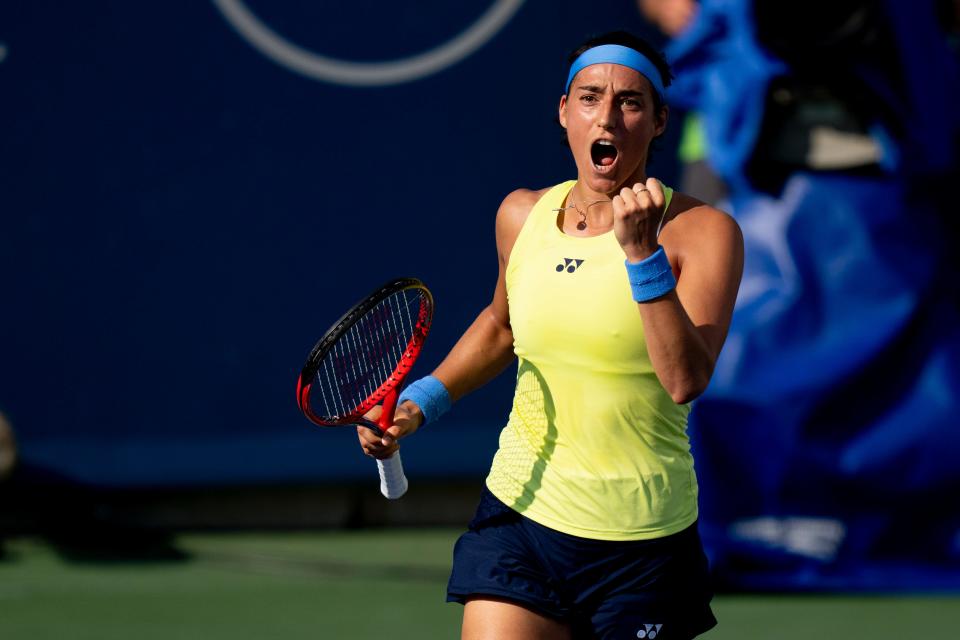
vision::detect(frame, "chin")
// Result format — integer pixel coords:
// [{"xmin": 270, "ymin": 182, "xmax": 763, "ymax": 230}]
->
[
  {"xmin": 583, "ymin": 171, "xmax": 627, "ymax": 196},
  {"xmin": 582, "ymin": 162, "xmax": 645, "ymax": 195}
]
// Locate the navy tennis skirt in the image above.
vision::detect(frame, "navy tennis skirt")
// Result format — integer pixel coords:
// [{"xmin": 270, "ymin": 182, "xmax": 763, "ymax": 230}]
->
[{"xmin": 447, "ymin": 486, "xmax": 717, "ymax": 640}]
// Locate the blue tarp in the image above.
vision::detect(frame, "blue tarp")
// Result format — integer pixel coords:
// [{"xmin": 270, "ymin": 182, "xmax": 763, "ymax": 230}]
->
[
  {"xmin": 694, "ymin": 173, "xmax": 960, "ymax": 590},
  {"xmin": 667, "ymin": 0, "xmax": 960, "ymax": 589}
]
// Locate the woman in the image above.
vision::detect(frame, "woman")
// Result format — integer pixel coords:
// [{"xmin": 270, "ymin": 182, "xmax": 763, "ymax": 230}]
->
[{"xmin": 360, "ymin": 31, "xmax": 743, "ymax": 640}]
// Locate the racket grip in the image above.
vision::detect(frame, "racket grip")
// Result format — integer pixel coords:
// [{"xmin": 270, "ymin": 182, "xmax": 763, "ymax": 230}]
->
[{"xmin": 377, "ymin": 452, "xmax": 409, "ymax": 499}]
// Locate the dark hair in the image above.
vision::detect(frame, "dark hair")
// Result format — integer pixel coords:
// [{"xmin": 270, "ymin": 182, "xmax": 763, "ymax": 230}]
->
[
  {"xmin": 558, "ymin": 31, "xmax": 674, "ymax": 149},
  {"xmin": 566, "ymin": 31, "xmax": 673, "ymax": 113}
]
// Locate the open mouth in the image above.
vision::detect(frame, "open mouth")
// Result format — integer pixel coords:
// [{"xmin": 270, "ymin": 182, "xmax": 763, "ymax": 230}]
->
[{"xmin": 591, "ymin": 139, "xmax": 619, "ymax": 169}]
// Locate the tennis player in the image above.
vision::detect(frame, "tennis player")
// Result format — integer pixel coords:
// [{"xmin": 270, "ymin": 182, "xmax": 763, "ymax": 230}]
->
[{"xmin": 360, "ymin": 31, "xmax": 743, "ymax": 640}]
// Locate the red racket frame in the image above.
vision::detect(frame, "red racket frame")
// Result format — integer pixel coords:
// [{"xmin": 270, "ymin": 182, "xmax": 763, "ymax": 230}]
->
[{"xmin": 295, "ymin": 277, "xmax": 433, "ymax": 436}]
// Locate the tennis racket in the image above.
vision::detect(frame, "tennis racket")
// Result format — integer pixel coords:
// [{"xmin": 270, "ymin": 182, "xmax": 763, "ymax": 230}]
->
[{"xmin": 296, "ymin": 277, "xmax": 433, "ymax": 499}]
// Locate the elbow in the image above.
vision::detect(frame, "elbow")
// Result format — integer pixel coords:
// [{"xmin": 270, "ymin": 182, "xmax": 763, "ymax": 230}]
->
[
  {"xmin": 669, "ymin": 386, "xmax": 704, "ymax": 405},
  {"xmin": 665, "ymin": 371, "xmax": 712, "ymax": 405}
]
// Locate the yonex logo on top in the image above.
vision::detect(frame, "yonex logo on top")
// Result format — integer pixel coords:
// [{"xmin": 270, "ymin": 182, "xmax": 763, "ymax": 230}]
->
[
  {"xmin": 556, "ymin": 258, "xmax": 584, "ymax": 273},
  {"xmin": 637, "ymin": 623, "xmax": 663, "ymax": 638}
]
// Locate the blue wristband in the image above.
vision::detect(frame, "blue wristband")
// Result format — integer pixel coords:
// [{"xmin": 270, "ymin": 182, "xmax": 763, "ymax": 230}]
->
[
  {"xmin": 625, "ymin": 246, "xmax": 676, "ymax": 302},
  {"xmin": 397, "ymin": 375, "xmax": 451, "ymax": 425}
]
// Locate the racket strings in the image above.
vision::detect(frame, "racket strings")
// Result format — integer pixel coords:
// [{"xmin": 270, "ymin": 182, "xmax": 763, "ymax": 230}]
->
[{"xmin": 311, "ymin": 289, "xmax": 428, "ymax": 420}]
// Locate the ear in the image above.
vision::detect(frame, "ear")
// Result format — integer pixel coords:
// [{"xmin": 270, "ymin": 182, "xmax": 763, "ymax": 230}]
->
[
  {"xmin": 654, "ymin": 105, "xmax": 669, "ymax": 137},
  {"xmin": 558, "ymin": 94, "xmax": 568, "ymax": 129}
]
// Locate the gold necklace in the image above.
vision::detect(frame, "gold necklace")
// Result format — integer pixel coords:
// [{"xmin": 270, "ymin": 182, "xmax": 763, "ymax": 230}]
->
[{"xmin": 553, "ymin": 198, "xmax": 610, "ymax": 231}]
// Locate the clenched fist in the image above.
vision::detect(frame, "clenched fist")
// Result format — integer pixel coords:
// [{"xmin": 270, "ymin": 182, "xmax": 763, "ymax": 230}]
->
[{"xmin": 612, "ymin": 177, "xmax": 666, "ymax": 263}]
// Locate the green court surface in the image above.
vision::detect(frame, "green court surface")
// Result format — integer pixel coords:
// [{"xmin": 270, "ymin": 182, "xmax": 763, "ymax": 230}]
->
[{"xmin": 1, "ymin": 530, "xmax": 958, "ymax": 639}]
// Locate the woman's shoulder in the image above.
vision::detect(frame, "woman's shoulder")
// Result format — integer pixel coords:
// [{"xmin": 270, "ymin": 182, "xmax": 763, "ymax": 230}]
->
[
  {"xmin": 660, "ymin": 190, "xmax": 743, "ymax": 268},
  {"xmin": 663, "ymin": 191, "xmax": 741, "ymax": 242},
  {"xmin": 495, "ymin": 186, "xmax": 553, "ymax": 262},
  {"xmin": 498, "ymin": 187, "xmax": 551, "ymax": 222},
  {"xmin": 496, "ymin": 187, "xmax": 552, "ymax": 237}
]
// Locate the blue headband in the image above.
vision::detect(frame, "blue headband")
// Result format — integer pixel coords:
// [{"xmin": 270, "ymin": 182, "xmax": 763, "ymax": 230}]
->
[{"xmin": 564, "ymin": 44, "xmax": 666, "ymax": 102}]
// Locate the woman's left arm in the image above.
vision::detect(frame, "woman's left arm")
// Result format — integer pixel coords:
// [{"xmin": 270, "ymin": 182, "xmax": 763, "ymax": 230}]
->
[{"xmin": 614, "ymin": 180, "xmax": 744, "ymax": 404}]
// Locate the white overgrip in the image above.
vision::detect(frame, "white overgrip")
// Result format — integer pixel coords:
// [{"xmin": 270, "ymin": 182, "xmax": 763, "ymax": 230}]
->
[{"xmin": 377, "ymin": 452, "xmax": 409, "ymax": 499}]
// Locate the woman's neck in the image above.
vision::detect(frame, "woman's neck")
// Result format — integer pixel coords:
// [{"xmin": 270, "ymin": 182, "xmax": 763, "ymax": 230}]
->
[
  {"xmin": 565, "ymin": 172, "xmax": 648, "ymax": 231},
  {"xmin": 564, "ymin": 184, "xmax": 612, "ymax": 231}
]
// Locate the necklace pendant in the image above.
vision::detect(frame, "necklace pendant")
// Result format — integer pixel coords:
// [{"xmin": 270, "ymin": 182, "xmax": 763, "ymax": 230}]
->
[{"xmin": 576, "ymin": 221, "xmax": 587, "ymax": 231}]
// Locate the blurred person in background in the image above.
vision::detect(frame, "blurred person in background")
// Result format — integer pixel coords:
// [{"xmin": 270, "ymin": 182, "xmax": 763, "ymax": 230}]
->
[
  {"xmin": 641, "ymin": 0, "xmax": 960, "ymax": 203},
  {"xmin": 652, "ymin": 0, "xmax": 960, "ymax": 196},
  {"xmin": 637, "ymin": 0, "xmax": 960, "ymax": 591},
  {"xmin": 635, "ymin": 0, "xmax": 729, "ymax": 206},
  {"xmin": 637, "ymin": 0, "xmax": 698, "ymax": 38}
]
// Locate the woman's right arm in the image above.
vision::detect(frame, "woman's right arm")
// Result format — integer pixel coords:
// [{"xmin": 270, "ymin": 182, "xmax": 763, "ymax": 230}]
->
[{"xmin": 359, "ymin": 188, "xmax": 541, "ymax": 456}]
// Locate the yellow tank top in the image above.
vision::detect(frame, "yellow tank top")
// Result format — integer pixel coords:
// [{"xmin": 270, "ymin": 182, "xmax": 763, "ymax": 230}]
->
[{"xmin": 485, "ymin": 180, "xmax": 698, "ymax": 541}]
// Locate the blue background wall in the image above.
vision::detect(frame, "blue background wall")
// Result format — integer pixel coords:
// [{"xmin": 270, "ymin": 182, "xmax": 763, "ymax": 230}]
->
[{"xmin": 0, "ymin": 1, "xmax": 677, "ymax": 487}]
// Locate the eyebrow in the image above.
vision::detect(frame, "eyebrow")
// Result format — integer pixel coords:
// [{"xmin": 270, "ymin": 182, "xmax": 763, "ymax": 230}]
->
[{"xmin": 574, "ymin": 84, "xmax": 646, "ymax": 99}]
